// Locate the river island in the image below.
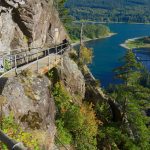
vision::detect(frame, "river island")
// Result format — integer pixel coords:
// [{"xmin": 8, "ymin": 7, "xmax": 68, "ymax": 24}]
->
[{"xmin": 121, "ymin": 36, "xmax": 150, "ymax": 49}]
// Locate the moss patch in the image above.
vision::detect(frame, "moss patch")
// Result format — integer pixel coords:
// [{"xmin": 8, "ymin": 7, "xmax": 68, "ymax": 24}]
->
[{"xmin": 20, "ymin": 111, "xmax": 43, "ymax": 129}]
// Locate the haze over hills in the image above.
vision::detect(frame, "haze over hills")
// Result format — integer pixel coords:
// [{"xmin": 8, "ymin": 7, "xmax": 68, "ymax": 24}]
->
[{"xmin": 66, "ymin": 0, "xmax": 150, "ymax": 23}]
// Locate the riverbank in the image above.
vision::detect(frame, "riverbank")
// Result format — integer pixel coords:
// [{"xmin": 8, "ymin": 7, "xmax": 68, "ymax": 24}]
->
[
  {"xmin": 83, "ymin": 23, "xmax": 150, "ymax": 87},
  {"xmin": 120, "ymin": 36, "xmax": 150, "ymax": 50},
  {"xmin": 72, "ymin": 32, "xmax": 117, "ymax": 47},
  {"xmin": 74, "ymin": 21, "xmax": 150, "ymax": 25}
]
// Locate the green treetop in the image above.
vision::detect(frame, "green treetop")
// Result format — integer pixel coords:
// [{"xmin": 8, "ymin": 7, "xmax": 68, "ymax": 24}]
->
[{"xmin": 114, "ymin": 49, "xmax": 141, "ymax": 85}]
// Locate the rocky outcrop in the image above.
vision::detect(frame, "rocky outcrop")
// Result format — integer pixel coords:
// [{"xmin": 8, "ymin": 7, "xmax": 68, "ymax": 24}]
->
[
  {"xmin": 83, "ymin": 65, "xmax": 123, "ymax": 123},
  {"xmin": 0, "ymin": 0, "xmax": 67, "ymax": 54},
  {"xmin": 58, "ymin": 54, "xmax": 85, "ymax": 103},
  {"xmin": 0, "ymin": 52, "xmax": 86, "ymax": 149},
  {"xmin": 0, "ymin": 71, "xmax": 56, "ymax": 149}
]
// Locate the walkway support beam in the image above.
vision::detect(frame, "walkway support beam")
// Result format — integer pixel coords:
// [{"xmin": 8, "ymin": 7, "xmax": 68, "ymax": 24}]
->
[
  {"xmin": 14, "ymin": 55, "xmax": 17, "ymax": 75},
  {"xmin": 3, "ymin": 56, "xmax": 5, "ymax": 72},
  {"xmin": 55, "ymin": 45, "xmax": 58, "ymax": 62},
  {"xmin": 48, "ymin": 49, "xmax": 50, "ymax": 69},
  {"xmin": 37, "ymin": 53, "xmax": 39, "ymax": 73}
]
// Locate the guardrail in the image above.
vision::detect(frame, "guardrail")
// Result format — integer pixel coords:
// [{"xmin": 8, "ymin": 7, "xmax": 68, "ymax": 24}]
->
[{"xmin": 0, "ymin": 42, "xmax": 70, "ymax": 78}]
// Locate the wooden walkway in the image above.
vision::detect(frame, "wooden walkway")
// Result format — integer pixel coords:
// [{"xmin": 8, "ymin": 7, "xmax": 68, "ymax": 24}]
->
[{"xmin": 0, "ymin": 43, "xmax": 70, "ymax": 78}]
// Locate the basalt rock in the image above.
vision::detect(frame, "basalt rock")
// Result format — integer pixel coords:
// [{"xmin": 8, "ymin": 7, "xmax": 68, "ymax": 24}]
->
[
  {"xmin": 0, "ymin": 71, "xmax": 56, "ymax": 149},
  {"xmin": 58, "ymin": 54, "xmax": 85, "ymax": 104},
  {"xmin": 0, "ymin": 0, "xmax": 67, "ymax": 54}
]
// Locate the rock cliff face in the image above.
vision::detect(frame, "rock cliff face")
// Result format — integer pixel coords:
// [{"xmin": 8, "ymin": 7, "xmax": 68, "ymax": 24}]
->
[
  {"xmin": 0, "ymin": 0, "xmax": 67, "ymax": 54},
  {"xmin": 58, "ymin": 54, "xmax": 85, "ymax": 102},
  {"xmin": 0, "ymin": 72, "xmax": 56, "ymax": 149},
  {"xmin": 0, "ymin": 53, "xmax": 86, "ymax": 149},
  {"xmin": 0, "ymin": 1, "xmax": 87, "ymax": 149}
]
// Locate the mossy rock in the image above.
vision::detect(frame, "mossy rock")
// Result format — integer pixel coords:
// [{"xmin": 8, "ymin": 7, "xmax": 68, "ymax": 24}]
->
[
  {"xmin": 0, "ymin": 95, "xmax": 7, "ymax": 106},
  {"xmin": 20, "ymin": 111, "xmax": 43, "ymax": 129}
]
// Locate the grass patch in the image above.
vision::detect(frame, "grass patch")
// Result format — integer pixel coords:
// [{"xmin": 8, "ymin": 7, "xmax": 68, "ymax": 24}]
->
[
  {"xmin": 1, "ymin": 113, "xmax": 40, "ymax": 150},
  {"xmin": 52, "ymin": 82, "xmax": 99, "ymax": 149},
  {"xmin": 126, "ymin": 40, "xmax": 145, "ymax": 49}
]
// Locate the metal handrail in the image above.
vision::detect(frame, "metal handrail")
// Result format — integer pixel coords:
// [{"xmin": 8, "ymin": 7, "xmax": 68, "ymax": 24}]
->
[
  {"xmin": 0, "ymin": 42, "xmax": 67, "ymax": 56},
  {"xmin": 1, "ymin": 42, "xmax": 68, "ymax": 58},
  {"xmin": 0, "ymin": 42, "xmax": 70, "ymax": 78},
  {"xmin": 12, "ymin": 44, "xmax": 67, "ymax": 61}
]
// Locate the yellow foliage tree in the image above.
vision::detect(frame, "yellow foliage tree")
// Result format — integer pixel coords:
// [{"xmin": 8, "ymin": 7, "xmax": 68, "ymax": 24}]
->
[
  {"xmin": 0, "ymin": 113, "xmax": 40, "ymax": 150},
  {"xmin": 73, "ymin": 103, "xmax": 100, "ymax": 150},
  {"xmin": 80, "ymin": 103, "xmax": 100, "ymax": 137},
  {"xmin": 80, "ymin": 46, "xmax": 93, "ymax": 65}
]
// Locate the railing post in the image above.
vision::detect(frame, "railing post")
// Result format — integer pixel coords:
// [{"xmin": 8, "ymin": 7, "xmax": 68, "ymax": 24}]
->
[
  {"xmin": 61, "ymin": 44, "xmax": 63, "ymax": 55},
  {"xmin": 45, "ymin": 50, "xmax": 47, "ymax": 57},
  {"xmin": 48, "ymin": 49, "xmax": 50, "ymax": 69},
  {"xmin": 55, "ymin": 45, "xmax": 57, "ymax": 62},
  {"xmin": 59, "ymin": 44, "xmax": 63, "ymax": 71},
  {"xmin": 0, "ymin": 103, "xmax": 3, "ymax": 130},
  {"xmin": 37, "ymin": 53, "xmax": 39, "ymax": 73},
  {"xmin": 3, "ymin": 56, "xmax": 5, "ymax": 72},
  {"xmin": 69, "ymin": 43, "xmax": 72, "ymax": 51},
  {"xmin": 26, "ymin": 54, "xmax": 29, "ymax": 64},
  {"xmin": 14, "ymin": 55, "xmax": 17, "ymax": 75},
  {"xmin": 55, "ymin": 45, "xmax": 58, "ymax": 54},
  {"xmin": 10, "ymin": 56, "xmax": 13, "ymax": 70}
]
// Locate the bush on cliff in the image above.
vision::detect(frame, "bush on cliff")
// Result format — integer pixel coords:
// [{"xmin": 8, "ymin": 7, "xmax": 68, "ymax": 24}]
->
[
  {"xmin": 0, "ymin": 113, "xmax": 40, "ymax": 150},
  {"xmin": 79, "ymin": 46, "xmax": 93, "ymax": 65},
  {"xmin": 52, "ymin": 82, "xmax": 99, "ymax": 149}
]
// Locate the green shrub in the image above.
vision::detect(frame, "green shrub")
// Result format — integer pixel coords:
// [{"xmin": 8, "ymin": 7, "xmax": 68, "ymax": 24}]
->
[
  {"xmin": 80, "ymin": 46, "xmax": 93, "ymax": 65},
  {"xmin": 4, "ymin": 58, "xmax": 11, "ymax": 71},
  {"xmin": 64, "ymin": 103, "xmax": 99, "ymax": 150},
  {"xmin": 55, "ymin": 119, "xmax": 72, "ymax": 145},
  {"xmin": 52, "ymin": 82, "xmax": 71, "ymax": 113},
  {"xmin": 1, "ymin": 113, "xmax": 40, "ymax": 150},
  {"xmin": 20, "ymin": 69, "xmax": 33, "ymax": 77},
  {"xmin": 66, "ymin": 24, "xmax": 110, "ymax": 41},
  {"xmin": 47, "ymin": 68, "xmax": 60, "ymax": 85},
  {"xmin": 69, "ymin": 51, "xmax": 78, "ymax": 62},
  {"xmin": 73, "ymin": 103, "xmax": 99, "ymax": 150},
  {"xmin": 64, "ymin": 105, "xmax": 84, "ymax": 132},
  {"xmin": 52, "ymin": 82, "xmax": 99, "ymax": 149}
]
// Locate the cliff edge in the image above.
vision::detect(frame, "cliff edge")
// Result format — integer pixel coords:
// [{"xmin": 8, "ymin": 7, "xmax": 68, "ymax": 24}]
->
[{"xmin": 0, "ymin": 0, "xmax": 67, "ymax": 55}]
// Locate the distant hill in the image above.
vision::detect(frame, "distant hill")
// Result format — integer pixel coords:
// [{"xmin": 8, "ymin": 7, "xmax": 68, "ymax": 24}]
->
[{"xmin": 65, "ymin": 0, "xmax": 150, "ymax": 23}]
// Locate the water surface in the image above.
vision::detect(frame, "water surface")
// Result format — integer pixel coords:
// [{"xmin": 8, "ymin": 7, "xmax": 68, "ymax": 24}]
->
[{"xmin": 85, "ymin": 24, "xmax": 150, "ymax": 88}]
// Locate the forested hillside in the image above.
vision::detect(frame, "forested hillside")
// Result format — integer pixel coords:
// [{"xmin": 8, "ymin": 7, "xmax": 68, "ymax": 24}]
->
[
  {"xmin": 55, "ymin": 0, "xmax": 112, "ymax": 42},
  {"xmin": 66, "ymin": 0, "xmax": 150, "ymax": 23},
  {"xmin": 66, "ymin": 23, "xmax": 111, "ymax": 41}
]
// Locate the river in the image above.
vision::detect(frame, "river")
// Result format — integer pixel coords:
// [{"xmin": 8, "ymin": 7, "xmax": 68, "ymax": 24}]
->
[{"xmin": 85, "ymin": 23, "xmax": 150, "ymax": 88}]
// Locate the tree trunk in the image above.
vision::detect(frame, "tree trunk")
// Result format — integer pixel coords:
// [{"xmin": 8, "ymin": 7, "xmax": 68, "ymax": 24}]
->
[{"xmin": 79, "ymin": 23, "xmax": 84, "ymax": 58}]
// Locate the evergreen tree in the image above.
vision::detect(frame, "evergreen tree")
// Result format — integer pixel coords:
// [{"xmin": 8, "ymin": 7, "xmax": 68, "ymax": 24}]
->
[
  {"xmin": 54, "ymin": 0, "xmax": 73, "ymax": 24},
  {"xmin": 114, "ymin": 49, "xmax": 141, "ymax": 85},
  {"xmin": 105, "ymin": 49, "xmax": 150, "ymax": 149}
]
